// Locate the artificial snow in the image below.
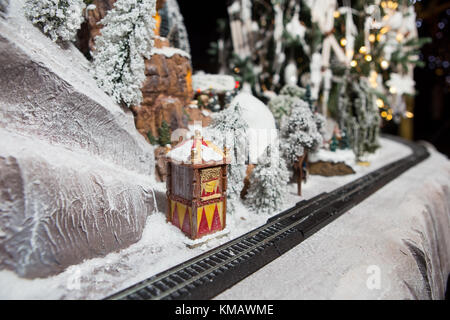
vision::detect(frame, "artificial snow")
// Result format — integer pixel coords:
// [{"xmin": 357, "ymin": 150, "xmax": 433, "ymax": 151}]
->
[
  {"xmin": 217, "ymin": 142, "xmax": 450, "ymax": 300},
  {"xmin": 230, "ymin": 92, "xmax": 277, "ymax": 163},
  {"xmin": 150, "ymin": 46, "xmax": 191, "ymax": 59},
  {"xmin": 3, "ymin": 137, "xmax": 445, "ymax": 300},
  {"xmin": 166, "ymin": 139, "xmax": 223, "ymax": 163},
  {"xmin": 285, "ymin": 12, "xmax": 306, "ymax": 41},
  {"xmin": 309, "ymin": 148, "xmax": 356, "ymax": 168},
  {"xmin": 183, "ymin": 228, "xmax": 231, "ymax": 248},
  {"xmin": 24, "ymin": 0, "xmax": 85, "ymax": 42},
  {"xmin": 192, "ymin": 73, "xmax": 236, "ymax": 92}
]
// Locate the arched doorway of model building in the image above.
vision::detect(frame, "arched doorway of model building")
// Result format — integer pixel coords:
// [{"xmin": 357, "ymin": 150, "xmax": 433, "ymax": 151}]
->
[{"xmin": 178, "ymin": 1, "xmax": 228, "ymax": 74}]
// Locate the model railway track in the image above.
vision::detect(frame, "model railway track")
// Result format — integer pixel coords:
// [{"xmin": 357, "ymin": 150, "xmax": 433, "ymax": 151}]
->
[{"xmin": 106, "ymin": 136, "xmax": 429, "ymax": 300}]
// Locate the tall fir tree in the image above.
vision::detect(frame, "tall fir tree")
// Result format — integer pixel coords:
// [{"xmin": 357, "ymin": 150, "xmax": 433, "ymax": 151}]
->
[
  {"xmin": 158, "ymin": 120, "xmax": 171, "ymax": 146},
  {"xmin": 159, "ymin": 0, "xmax": 191, "ymax": 54},
  {"xmin": 281, "ymin": 100, "xmax": 323, "ymax": 165},
  {"xmin": 337, "ymin": 76, "xmax": 380, "ymax": 158},
  {"xmin": 24, "ymin": 0, "xmax": 85, "ymax": 42},
  {"xmin": 245, "ymin": 145, "xmax": 289, "ymax": 215},
  {"xmin": 209, "ymin": 103, "xmax": 249, "ymax": 214},
  {"xmin": 92, "ymin": 0, "xmax": 156, "ymax": 107},
  {"xmin": 281, "ymin": 94, "xmax": 323, "ymax": 195}
]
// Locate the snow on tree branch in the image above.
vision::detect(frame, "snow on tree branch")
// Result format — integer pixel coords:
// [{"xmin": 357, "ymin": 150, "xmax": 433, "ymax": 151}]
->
[
  {"xmin": 159, "ymin": 0, "xmax": 190, "ymax": 54},
  {"xmin": 209, "ymin": 103, "xmax": 249, "ymax": 214},
  {"xmin": 24, "ymin": 0, "xmax": 85, "ymax": 42},
  {"xmin": 280, "ymin": 96, "xmax": 323, "ymax": 165},
  {"xmin": 245, "ymin": 145, "xmax": 289, "ymax": 215},
  {"xmin": 91, "ymin": 0, "xmax": 156, "ymax": 108}
]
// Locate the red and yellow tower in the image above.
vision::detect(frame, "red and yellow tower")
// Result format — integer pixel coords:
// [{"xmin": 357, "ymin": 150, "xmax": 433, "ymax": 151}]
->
[{"xmin": 165, "ymin": 131, "xmax": 230, "ymax": 239}]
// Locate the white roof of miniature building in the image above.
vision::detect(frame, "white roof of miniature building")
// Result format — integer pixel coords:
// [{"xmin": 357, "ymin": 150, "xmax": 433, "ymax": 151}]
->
[
  {"xmin": 166, "ymin": 134, "xmax": 226, "ymax": 165},
  {"xmin": 192, "ymin": 73, "xmax": 236, "ymax": 92}
]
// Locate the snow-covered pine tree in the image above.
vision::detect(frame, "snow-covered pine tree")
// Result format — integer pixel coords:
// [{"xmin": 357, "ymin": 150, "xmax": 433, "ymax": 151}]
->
[
  {"xmin": 280, "ymin": 84, "xmax": 306, "ymax": 100},
  {"xmin": 281, "ymin": 96, "xmax": 322, "ymax": 195},
  {"xmin": 92, "ymin": 0, "xmax": 156, "ymax": 108},
  {"xmin": 269, "ymin": 83, "xmax": 325, "ymax": 135},
  {"xmin": 158, "ymin": 120, "xmax": 171, "ymax": 146},
  {"xmin": 281, "ymin": 99, "xmax": 323, "ymax": 164},
  {"xmin": 159, "ymin": 0, "xmax": 190, "ymax": 54},
  {"xmin": 209, "ymin": 102, "xmax": 249, "ymax": 214},
  {"xmin": 268, "ymin": 94, "xmax": 298, "ymax": 127},
  {"xmin": 337, "ymin": 76, "xmax": 380, "ymax": 159},
  {"xmin": 314, "ymin": 111, "xmax": 326, "ymax": 137},
  {"xmin": 245, "ymin": 145, "xmax": 289, "ymax": 215},
  {"xmin": 24, "ymin": 0, "xmax": 85, "ymax": 42}
]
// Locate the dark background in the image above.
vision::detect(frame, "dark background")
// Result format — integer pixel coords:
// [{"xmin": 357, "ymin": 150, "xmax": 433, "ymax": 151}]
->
[
  {"xmin": 178, "ymin": 0, "xmax": 450, "ymax": 157},
  {"xmin": 414, "ymin": 0, "xmax": 450, "ymax": 157}
]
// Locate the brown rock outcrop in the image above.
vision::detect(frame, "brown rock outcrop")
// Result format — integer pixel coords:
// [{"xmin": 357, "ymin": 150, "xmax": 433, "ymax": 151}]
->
[
  {"xmin": 133, "ymin": 51, "xmax": 200, "ymax": 140},
  {"xmin": 308, "ymin": 161, "xmax": 356, "ymax": 176}
]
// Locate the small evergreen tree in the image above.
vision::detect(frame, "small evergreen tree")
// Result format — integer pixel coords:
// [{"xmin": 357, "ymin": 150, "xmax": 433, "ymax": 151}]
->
[
  {"xmin": 268, "ymin": 94, "xmax": 299, "ymax": 127},
  {"xmin": 158, "ymin": 120, "xmax": 171, "ymax": 146},
  {"xmin": 280, "ymin": 84, "xmax": 306, "ymax": 100},
  {"xmin": 340, "ymin": 130, "xmax": 350, "ymax": 150},
  {"xmin": 147, "ymin": 131, "xmax": 157, "ymax": 145},
  {"xmin": 24, "ymin": 0, "xmax": 85, "ymax": 42},
  {"xmin": 245, "ymin": 145, "xmax": 289, "ymax": 215},
  {"xmin": 209, "ymin": 103, "xmax": 249, "ymax": 214},
  {"xmin": 281, "ymin": 98, "xmax": 322, "ymax": 195},
  {"xmin": 159, "ymin": 0, "xmax": 190, "ymax": 54},
  {"xmin": 92, "ymin": 0, "xmax": 156, "ymax": 107},
  {"xmin": 269, "ymin": 84, "xmax": 321, "ymax": 129},
  {"xmin": 281, "ymin": 99, "xmax": 322, "ymax": 164},
  {"xmin": 330, "ymin": 135, "xmax": 338, "ymax": 152},
  {"xmin": 337, "ymin": 77, "xmax": 380, "ymax": 158}
]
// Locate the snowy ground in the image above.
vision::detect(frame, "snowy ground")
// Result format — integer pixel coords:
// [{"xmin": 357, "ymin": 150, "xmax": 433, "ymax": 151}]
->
[
  {"xmin": 216, "ymin": 141, "xmax": 450, "ymax": 300},
  {"xmin": 0, "ymin": 138, "xmax": 414, "ymax": 299}
]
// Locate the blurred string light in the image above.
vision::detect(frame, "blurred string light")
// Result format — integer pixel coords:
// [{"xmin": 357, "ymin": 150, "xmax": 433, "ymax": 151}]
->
[
  {"xmin": 376, "ymin": 98, "xmax": 384, "ymax": 108},
  {"xmin": 381, "ymin": 60, "xmax": 389, "ymax": 70},
  {"xmin": 405, "ymin": 111, "xmax": 414, "ymax": 119},
  {"xmin": 389, "ymin": 86, "xmax": 397, "ymax": 94}
]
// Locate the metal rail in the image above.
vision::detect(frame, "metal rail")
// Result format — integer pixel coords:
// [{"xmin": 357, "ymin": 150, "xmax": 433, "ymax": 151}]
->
[{"xmin": 106, "ymin": 136, "xmax": 429, "ymax": 300}]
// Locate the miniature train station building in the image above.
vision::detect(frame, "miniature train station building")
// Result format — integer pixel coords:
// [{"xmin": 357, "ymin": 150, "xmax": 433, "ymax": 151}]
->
[{"xmin": 165, "ymin": 131, "xmax": 231, "ymax": 239}]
